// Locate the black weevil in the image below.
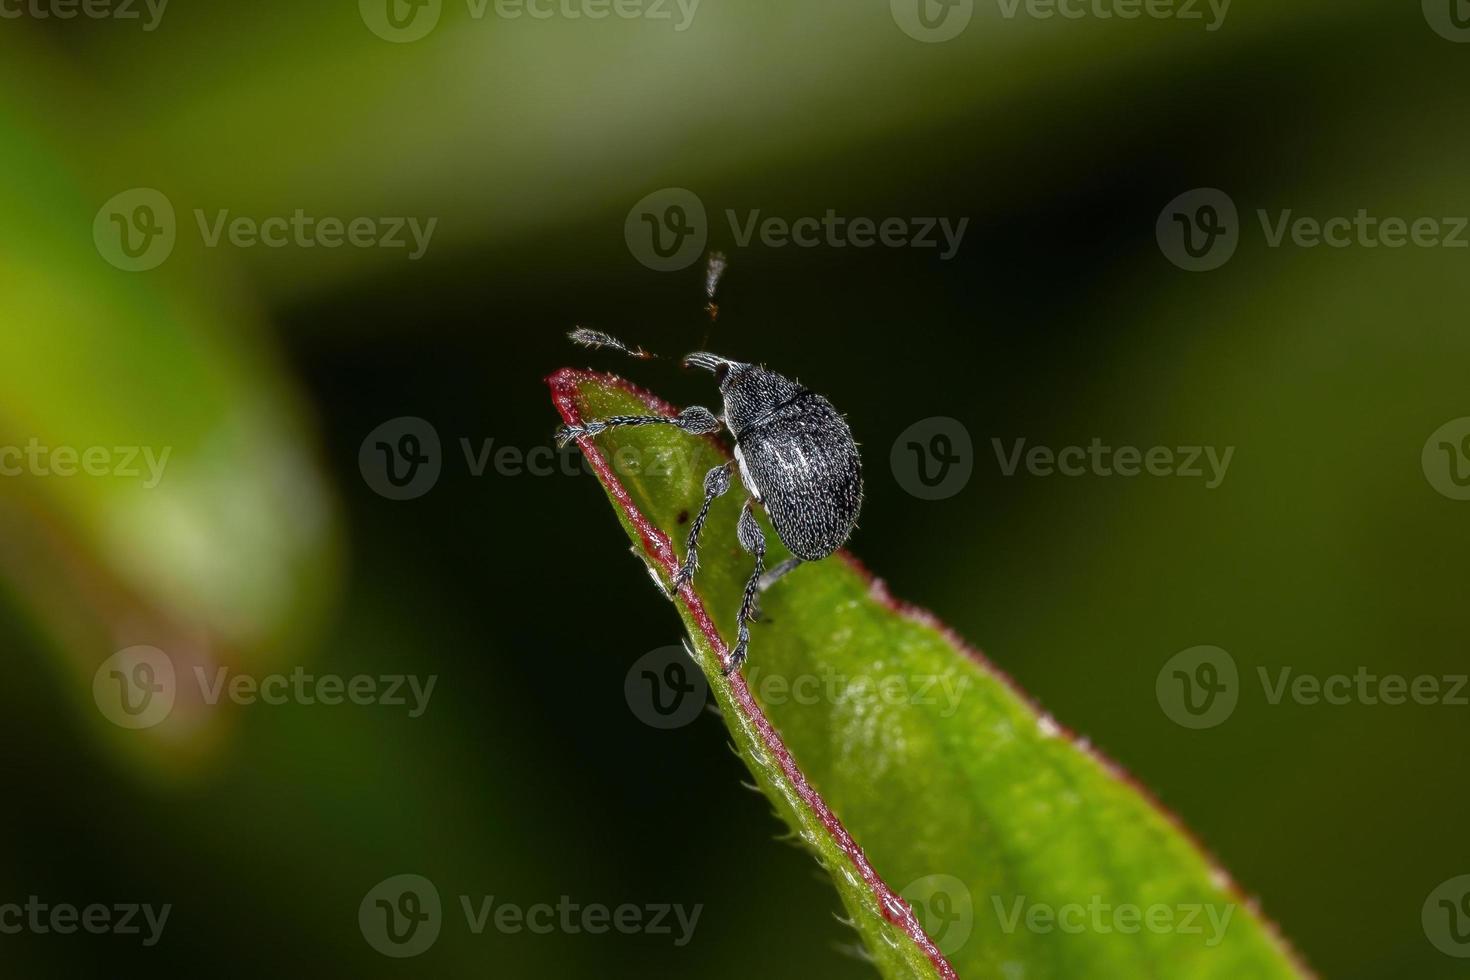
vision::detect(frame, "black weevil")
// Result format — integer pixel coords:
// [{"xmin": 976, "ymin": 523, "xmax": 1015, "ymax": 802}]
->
[{"xmin": 557, "ymin": 329, "xmax": 863, "ymax": 673}]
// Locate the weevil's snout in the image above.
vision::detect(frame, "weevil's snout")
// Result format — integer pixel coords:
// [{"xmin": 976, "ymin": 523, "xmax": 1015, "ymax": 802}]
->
[{"xmin": 683, "ymin": 352, "xmax": 736, "ymax": 383}]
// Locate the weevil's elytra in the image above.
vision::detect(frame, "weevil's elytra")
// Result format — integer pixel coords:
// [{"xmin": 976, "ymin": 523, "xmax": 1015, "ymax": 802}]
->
[
  {"xmin": 558, "ymin": 329, "xmax": 864, "ymax": 673},
  {"xmin": 717, "ymin": 362, "xmax": 862, "ymax": 562}
]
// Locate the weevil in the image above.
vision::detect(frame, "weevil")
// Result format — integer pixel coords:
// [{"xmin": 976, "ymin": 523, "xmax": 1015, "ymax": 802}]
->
[{"xmin": 557, "ymin": 328, "xmax": 863, "ymax": 674}]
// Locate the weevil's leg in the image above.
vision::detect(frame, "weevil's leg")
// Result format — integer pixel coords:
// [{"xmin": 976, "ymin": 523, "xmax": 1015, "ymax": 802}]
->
[
  {"xmin": 556, "ymin": 406, "xmax": 721, "ymax": 447},
  {"xmin": 726, "ymin": 499, "xmax": 766, "ymax": 675},
  {"xmin": 672, "ymin": 461, "xmax": 734, "ymax": 592},
  {"xmin": 750, "ymin": 556, "xmax": 803, "ymax": 621},
  {"xmin": 758, "ymin": 557, "xmax": 802, "ymax": 593}
]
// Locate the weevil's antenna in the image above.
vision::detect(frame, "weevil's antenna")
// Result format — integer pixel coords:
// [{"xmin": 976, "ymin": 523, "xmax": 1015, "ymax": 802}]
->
[
  {"xmin": 572, "ymin": 254, "xmax": 727, "ymax": 364},
  {"xmin": 568, "ymin": 327, "xmax": 657, "ymax": 360},
  {"xmin": 704, "ymin": 251, "xmax": 727, "ymax": 325}
]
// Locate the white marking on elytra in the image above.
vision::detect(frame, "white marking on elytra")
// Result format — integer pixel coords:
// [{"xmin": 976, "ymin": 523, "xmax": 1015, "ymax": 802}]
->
[{"xmin": 734, "ymin": 445, "xmax": 763, "ymax": 502}]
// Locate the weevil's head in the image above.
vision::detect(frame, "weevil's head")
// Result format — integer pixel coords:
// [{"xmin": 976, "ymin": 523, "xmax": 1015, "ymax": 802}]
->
[
  {"xmin": 684, "ymin": 352, "xmax": 803, "ymax": 437},
  {"xmin": 682, "ymin": 352, "xmax": 737, "ymax": 385}
]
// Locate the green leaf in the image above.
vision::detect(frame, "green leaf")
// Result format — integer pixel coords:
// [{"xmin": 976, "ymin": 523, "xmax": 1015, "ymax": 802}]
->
[
  {"xmin": 549, "ymin": 369, "xmax": 1307, "ymax": 980},
  {"xmin": 0, "ymin": 104, "xmax": 340, "ymax": 773}
]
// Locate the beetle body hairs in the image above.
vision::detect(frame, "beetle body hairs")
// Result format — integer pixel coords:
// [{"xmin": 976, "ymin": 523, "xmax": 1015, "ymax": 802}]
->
[{"xmin": 558, "ymin": 330, "xmax": 863, "ymax": 673}]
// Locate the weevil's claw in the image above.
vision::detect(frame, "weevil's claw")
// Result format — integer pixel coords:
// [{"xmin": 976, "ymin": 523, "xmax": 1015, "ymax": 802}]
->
[
  {"xmin": 557, "ymin": 420, "xmax": 607, "ymax": 447},
  {"xmin": 723, "ymin": 641, "xmax": 749, "ymax": 676},
  {"xmin": 671, "ymin": 560, "xmax": 696, "ymax": 594}
]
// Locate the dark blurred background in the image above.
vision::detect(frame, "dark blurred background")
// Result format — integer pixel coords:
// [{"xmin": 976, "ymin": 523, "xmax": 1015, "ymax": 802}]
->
[{"xmin": 2, "ymin": 0, "xmax": 1468, "ymax": 976}]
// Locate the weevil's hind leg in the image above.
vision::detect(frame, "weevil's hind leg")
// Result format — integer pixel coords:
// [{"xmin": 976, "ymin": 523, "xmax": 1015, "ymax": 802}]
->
[
  {"xmin": 556, "ymin": 406, "xmax": 721, "ymax": 447},
  {"xmin": 726, "ymin": 499, "xmax": 767, "ymax": 675},
  {"xmin": 672, "ymin": 462, "xmax": 734, "ymax": 592},
  {"xmin": 758, "ymin": 557, "xmax": 803, "ymax": 592},
  {"xmin": 750, "ymin": 556, "xmax": 803, "ymax": 622}
]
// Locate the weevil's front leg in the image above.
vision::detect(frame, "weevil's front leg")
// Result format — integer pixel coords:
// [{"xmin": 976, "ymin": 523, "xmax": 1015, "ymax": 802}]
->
[
  {"xmin": 556, "ymin": 406, "xmax": 721, "ymax": 447},
  {"xmin": 672, "ymin": 461, "xmax": 734, "ymax": 592},
  {"xmin": 726, "ymin": 499, "xmax": 767, "ymax": 675}
]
